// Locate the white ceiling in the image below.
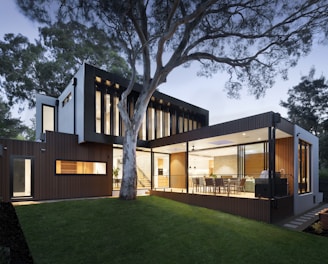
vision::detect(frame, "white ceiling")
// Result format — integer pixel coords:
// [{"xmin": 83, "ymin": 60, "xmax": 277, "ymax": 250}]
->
[{"xmin": 152, "ymin": 127, "xmax": 292, "ymax": 155}]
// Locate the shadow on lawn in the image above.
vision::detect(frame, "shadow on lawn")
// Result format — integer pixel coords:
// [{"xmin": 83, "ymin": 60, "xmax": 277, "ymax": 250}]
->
[{"xmin": 0, "ymin": 202, "xmax": 33, "ymax": 264}]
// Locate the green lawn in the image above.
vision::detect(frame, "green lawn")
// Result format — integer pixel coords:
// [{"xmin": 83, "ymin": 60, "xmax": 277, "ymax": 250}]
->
[{"xmin": 16, "ymin": 196, "xmax": 328, "ymax": 264}]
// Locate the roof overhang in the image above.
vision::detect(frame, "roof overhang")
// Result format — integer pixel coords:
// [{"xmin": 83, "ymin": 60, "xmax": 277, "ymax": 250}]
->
[{"xmin": 150, "ymin": 112, "xmax": 294, "ymax": 154}]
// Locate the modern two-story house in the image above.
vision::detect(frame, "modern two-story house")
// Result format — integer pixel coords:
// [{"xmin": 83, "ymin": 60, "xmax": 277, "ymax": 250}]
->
[{"xmin": 0, "ymin": 63, "xmax": 322, "ymax": 223}]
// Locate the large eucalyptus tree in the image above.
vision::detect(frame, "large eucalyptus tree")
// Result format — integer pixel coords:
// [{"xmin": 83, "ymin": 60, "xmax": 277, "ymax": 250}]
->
[{"xmin": 16, "ymin": 0, "xmax": 328, "ymax": 199}]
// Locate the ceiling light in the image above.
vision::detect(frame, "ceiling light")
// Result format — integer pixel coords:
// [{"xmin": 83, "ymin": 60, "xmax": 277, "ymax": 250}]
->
[{"xmin": 210, "ymin": 140, "xmax": 234, "ymax": 146}]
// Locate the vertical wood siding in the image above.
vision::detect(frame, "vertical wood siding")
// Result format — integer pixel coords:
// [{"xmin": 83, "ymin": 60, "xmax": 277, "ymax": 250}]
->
[
  {"xmin": 275, "ymin": 137, "xmax": 294, "ymax": 195},
  {"xmin": 150, "ymin": 190, "xmax": 293, "ymax": 223},
  {"xmin": 0, "ymin": 131, "xmax": 113, "ymax": 202},
  {"xmin": 150, "ymin": 190, "xmax": 272, "ymax": 223}
]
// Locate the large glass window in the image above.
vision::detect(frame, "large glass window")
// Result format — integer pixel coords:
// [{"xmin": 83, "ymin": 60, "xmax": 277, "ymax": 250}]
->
[
  {"xmin": 139, "ymin": 115, "xmax": 147, "ymax": 140},
  {"xmin": 178, "ymin": 115, "xmax": 184, "ymax": 133},
  {"xmin": 298, "ymin": 140, "xmax": 311, "ymax": 194},
  {"xmin": 113, "ymin": 148, "xmax": 123, "ymax": 190},
  {"xmin": 156, "ymin": 109, "xmax": 163, "ymax": 138},
  {"xmin": 186, "ymin": 142, "xmax": 268, "ymax": 194},
  {"xmin": 184, "ymin": 117, "xmax": 189, "ymax": 132},
  {"xmin": 42, "ymin": 105, "xmax": 55, "ymax": 133},
  {"xmin": 153, "ymin": 153, "xmax": 170, "ymax": 189},
  {"xmin": 104, "ymin": 94, "xmax": 111, "ymax": 135},
  {"xmin": 245, "ymin": 143, "xmax": 268, "ymax": 178},
  {"xmin": 171, "ymin": 111, "xmax": 177, "ymax": 135},
  {"xmin": 136, "ymin": 150, "xmax": 151, "ymax": 189},
  {"xmin": 12, "ymin": 157, "xmax": 32, "ymax": 197},
  {"xmin": 147, "ymin": 107, "xmax": 155, "ymax": 140},
  {"xmin": 56, "ymin": 160, "xmax": 106, "ymax": 175},
  {"xmin": 113, "ymin": 148, "xmax": 151, "ymax": 190},
  {"xmin": 95, "ymin": 91, "xmax": 101, "ymax": 133},
  {"xmin": 93, "ymin": 77, "xmax": 207, "ymax": 138},
  {"xmin": 113, "ymin": 96, "xmax": 120, "ymax": 136},
  {"xmin": 164, "ymin": 111, "xmax": 170, "ymax": 137},
  {"xmin": 188, "ymin": 146, "xmax": 238, "ymax": 179}
]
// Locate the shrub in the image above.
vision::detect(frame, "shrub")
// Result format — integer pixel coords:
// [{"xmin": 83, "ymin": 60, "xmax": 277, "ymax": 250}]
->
[{"xmin": 312, "ymin": 221, "xmax": 323, "ymax": 234}]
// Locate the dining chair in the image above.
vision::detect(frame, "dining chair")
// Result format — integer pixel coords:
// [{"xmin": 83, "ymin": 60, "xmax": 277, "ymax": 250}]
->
[
  {"xmin": 192, "ymin": 177, "xmax": 200, "ymax": 192},
  {"xmin": 236, "ymin": 178, "xmax": 246, "ymax": 192},
  {"xmin": 205, "ymin": 178, "xmax": 215, "ymax": 193},
  {"xmin": 199, "ymin": 177, "xmax": 205, "ymax": 193},
  {"xmin": 214, "ymin": 178, "xmax": 227, "ymax": 193}
]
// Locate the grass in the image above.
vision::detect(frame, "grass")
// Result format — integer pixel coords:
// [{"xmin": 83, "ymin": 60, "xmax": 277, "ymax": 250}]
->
[{"xmin": 16, "ymin": 196, "xmax": 328, "ymax": 264}]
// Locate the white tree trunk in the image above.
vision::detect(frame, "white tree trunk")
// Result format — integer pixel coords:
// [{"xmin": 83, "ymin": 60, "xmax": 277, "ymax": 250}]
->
[
  {"xmin": 119, "ymin": 128, "xmax": 138, "ymax": 200},
  {"xmin": 117, "ymin": 72, "xmax": 162, "ymax": 200}
]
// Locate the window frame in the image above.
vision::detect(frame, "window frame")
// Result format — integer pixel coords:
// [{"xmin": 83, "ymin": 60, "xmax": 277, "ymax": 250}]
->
[
  {"xmin": 55, "ymin": 160, "xmax": 107, "ymax": 175},
  {"xmin": 42, "ymin": 104, "xmax": 55, "ymax": 133}
]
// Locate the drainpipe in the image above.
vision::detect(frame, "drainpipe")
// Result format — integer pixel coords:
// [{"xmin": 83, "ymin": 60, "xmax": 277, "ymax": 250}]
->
[
  {"xmin": 269, "ymin": 113, "xmax": 281, "ymax": 221},
  {"xmin": 186, "ymin": 142, "xmax": 189, "ymax": 193},
  {"xmin": 55, "ymin": 99, "xmax": 59, "ymax": 132},
  {"xmin": 73, "ymin": 77, "xmax": 77, "ymax": 134},
  {"xmin": 268, "ymin": 126, "xmax": 275, "ymax": 199},
  {"xmin": 151, "ymin": 149, "xmax": 154, "ymax": 190}
]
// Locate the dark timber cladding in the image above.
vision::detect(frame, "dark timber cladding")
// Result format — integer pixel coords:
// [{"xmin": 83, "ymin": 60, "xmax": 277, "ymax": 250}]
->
[
  {"xmin": 150, "ymin": 191, "xmax": 293, "ymax": 223},
  {"xmin": 82, "ymin": 63, "xmax": 209, "ymax": 145},
  {"xmin": 86, "ymin": 63, "xmax": 209, "ymax": 121},
  {"xmin": 0, "ymin": 131, "xmax": 113, "ymax": 202}
]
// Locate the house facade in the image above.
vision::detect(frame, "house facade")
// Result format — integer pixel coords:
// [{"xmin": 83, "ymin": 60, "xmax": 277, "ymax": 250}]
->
[{"xmin": 0, "ymin": 63, "xmax": 322, "ymax": 223}]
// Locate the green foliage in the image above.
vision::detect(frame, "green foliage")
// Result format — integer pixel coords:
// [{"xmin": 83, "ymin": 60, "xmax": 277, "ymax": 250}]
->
[
  {"xmin": 319, "ymin": 168, "xmax": 328, "ymax": 179},
  {"xmin": 0, "ymin": 33, "xmax": 44, "ymax": 107},
  {"xmin": 15, "ymin": 1, "xmax": 328, "ymax": 99},
  {"xmin": 0, "ymin": 97, "xmax": 27, "ymax": 139},
  {"xmin": 280, "ymin": 69, "xmax": 328, "ymax": 167},
  {"xmin": 113, "ymin": 167, "xmax": 120, "ymax": 178},
  {"xmin": 0, "ymin": 21, "xmax": 130, "ymax": 108},
  {"xmin": 312, "ymin": 221, "xmax": 323, "ymax": 234},
  {"xmin": 280, "ymin": 68, "xmax": 328, "ymax": 136},
  {"xmin": 16, "ymin": 196, "xmax": 328, "ymax": 264}
]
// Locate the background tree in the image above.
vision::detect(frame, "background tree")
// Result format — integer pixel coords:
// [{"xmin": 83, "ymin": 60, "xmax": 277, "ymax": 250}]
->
[
  {"xmin": 0, "ymin": 97, "xmax": 28, "ymax": 139},
  {"xmin": 280, "ymin": 69, "xmax": 328, "ymax": 167},
  {"xmin": 16, "ymin": 0, "xmax": 328, "ymax": 199},
  {"xmin": 0, "ymin": 22, "xmax": 130, "ymax": 108}
]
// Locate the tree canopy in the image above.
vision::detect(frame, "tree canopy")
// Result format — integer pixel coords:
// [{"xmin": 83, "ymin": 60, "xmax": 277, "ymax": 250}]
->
[
  {"xmin": 280, "ymin": 68, "xmax": 328, "ymax": 136},
  {"xmin": 14, "ymin": 0, "xmax": 328, "ymax": 199},
  {"xmin": 280, "ymin": 68, "xmax": 328, "ymax": 167},
  {"xmin": 0, "ymin": 20, "xmax": 130, "ymax": 108},
  {"xmin": 0, "ymin": 97, "xmax": 28, "ymax": 139}
]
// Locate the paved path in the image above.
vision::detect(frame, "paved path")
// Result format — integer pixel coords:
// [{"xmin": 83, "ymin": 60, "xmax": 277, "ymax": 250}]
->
[{"xmin": 278, "ymin": 203, "xmax": 328, "ymax": 231}]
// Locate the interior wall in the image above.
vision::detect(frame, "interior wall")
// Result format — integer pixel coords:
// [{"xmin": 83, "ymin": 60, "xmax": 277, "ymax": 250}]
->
[
  {"xmin": 276, "ymin": 137, "xmax": 294, "ymax": 195},
  {"xmin": 170, "ymin": 152, "xmax": 186, "ymax": 188},
  {"xmin": 245, "ymin": 153, "xmax": 265, "ymax": 178},
  {"xmin": 214, "ymin": 155, "xmax": 237, "ymax": 177}
]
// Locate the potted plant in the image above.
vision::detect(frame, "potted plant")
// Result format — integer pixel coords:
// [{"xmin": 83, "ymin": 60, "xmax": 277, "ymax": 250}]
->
[
  {"xmin": 113, "ymin": 167, "xmax": 120, "ymax": 178},
  {"xmin": 113, "ymin": 167, "xmax": 120, "ymax": 186}
]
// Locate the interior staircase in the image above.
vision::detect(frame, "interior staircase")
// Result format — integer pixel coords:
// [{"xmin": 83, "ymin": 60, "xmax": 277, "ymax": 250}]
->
[{"xmin": 137, "ymin": 167, "xmax": 151, "ymax": 189}]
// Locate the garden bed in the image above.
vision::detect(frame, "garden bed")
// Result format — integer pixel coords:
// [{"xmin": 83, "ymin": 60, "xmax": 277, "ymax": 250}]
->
[
  {"xmin": 0, "ymin": 202, "xmax": 33, "ymax": 263},
  {"xmin": 303, "ymin": 220, "xmax": 328, "ymax": 237}
]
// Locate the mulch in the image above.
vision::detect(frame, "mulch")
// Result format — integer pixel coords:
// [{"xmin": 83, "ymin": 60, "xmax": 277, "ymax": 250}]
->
[{"xmin": 0, "ymin": 202, "xmax": 33, "ymax": 264}]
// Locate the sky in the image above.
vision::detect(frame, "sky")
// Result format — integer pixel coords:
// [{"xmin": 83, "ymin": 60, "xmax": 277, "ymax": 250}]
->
[{"xmin": 1, "ymin": 1, "xmax": 328, "ymax": 126}]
